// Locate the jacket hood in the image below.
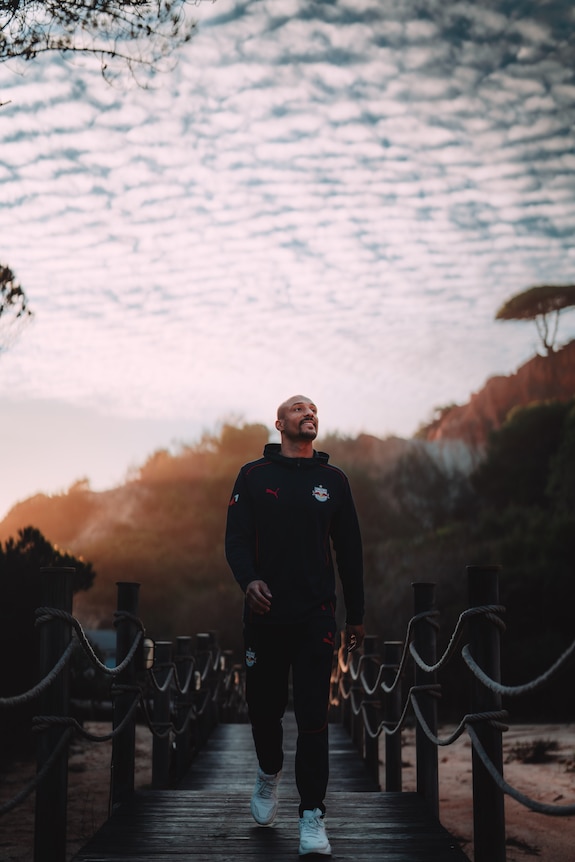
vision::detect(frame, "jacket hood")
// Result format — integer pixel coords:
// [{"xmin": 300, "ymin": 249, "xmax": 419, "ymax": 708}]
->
[{"xmin": 263, "ymin": 442, "xmax": 329, "ymax": 467}]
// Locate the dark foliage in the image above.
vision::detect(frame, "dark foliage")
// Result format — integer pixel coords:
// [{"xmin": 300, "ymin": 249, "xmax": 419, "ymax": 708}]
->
[
  {"xmin": 546, "ymin": 402, "xmax": 575, "ymax": 511},
  {"xmin": 1, "ymin": 403, "xmax": 574, "ymax": 725},
  {"xmin": 0, "ymin": 527, "xmax": 95, "ymax": 759},
  {"xmin": 472, "ymin": 400, "xmax": 573, "ymax": 509},
  {"xmin": 0, "ymin": 261, "xmax": 33, "ymax": 353},
  {"xmin": 0, "ymin": 0, "xmax": 201, "ymax": 81}
]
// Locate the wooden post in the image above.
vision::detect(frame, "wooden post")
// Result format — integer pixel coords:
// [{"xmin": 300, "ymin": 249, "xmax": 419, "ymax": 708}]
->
[
  {"xmin": 467, "ymin": 565, "xmax": 506, "ymax": 862},
  {"xmin": 344, "ymin": 633, "xmax": 363, "ymax": 756},
  {"xmin": 329, "ymin": 636, "xmax": 341, "ymax": 725},
  {"xmin": 152, "ymin": 641, "xmax": 173, "ymax": 789},
  {"xmin": 350, "ymin": 669, "xmax": 364, "ymax": 757},
  {"xmin": 383, "ymin": 640, "xmax": 403, "ymax": 792},
  {"xmin": 340, "ymin": 630, "xmax": 352, "ymax": 735},
  {"xmin": 362, "ymin": 635, "xmax": 380, "ymax": 787},
  {"xmin": 34, "ymin": 566, "xmax": 74, "ymax": 862},
  {"xmin": 196, "ymin": 632, "xmax": 216, "ymax": 741},
  {"xmin": 221, "ymin": 649, "xmax": 237, "ymax": 722},
  {"xmin": 412, "ymin": 582, "xmax": 439, "ymax": 817},
  {"xmin": 110, "ymin": 581, "xmax": 140, "ymax": 811},
  {"xmin": 174, "ymin": 635, "xmax": 194, "ymax": 781}
]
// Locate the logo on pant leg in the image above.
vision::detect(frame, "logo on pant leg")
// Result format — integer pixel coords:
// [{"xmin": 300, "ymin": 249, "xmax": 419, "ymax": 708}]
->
[{"xmin": 245, "ymin": 647, "xmax": 257, "ymax": 668}]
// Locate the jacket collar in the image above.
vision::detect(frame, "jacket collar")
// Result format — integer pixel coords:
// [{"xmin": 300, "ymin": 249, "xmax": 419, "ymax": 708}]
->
[{"xmin": 263, "ymin": 442, "xmax": 329, "ymax": 468}]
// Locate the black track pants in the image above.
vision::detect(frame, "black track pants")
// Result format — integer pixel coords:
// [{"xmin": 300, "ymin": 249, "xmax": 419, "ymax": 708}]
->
[{"xmin": 243, "ymin": 616, "xmax": 336, "ymax": 815}]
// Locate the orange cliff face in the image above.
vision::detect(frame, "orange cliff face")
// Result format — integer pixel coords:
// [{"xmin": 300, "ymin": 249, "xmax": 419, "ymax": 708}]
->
[{"xmin": 419, "ymin": 340, "xmax": 575, "ymax": 449}]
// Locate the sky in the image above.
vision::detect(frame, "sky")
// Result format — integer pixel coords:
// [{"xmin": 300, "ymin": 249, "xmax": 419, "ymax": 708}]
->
[{"xmin": 1, "ymin": 0, "xmax": 575, "ymax": 519}]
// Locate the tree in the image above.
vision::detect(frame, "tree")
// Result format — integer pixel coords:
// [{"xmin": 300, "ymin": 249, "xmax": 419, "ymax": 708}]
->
[
  {"xmin": 0, "ymin": 526, "xmax": 96, "ymax": 758},
  {"xmin": 546, "ymin": 402, "xmax": 575, "ymax": 511},
  {"xmin": 471, "ymin": 400, "xmax": 571, "ymax": 509},
  {"xmin": 0, "ymin": 262, "xmax": 33, "ymax": 354},
  {"xmin": 0, "ymin": 0, "xmax": 202, "ymax": 81},
  {"xmin": 495, "ymin": 284, "xmax": 575, "ymax": 355}
]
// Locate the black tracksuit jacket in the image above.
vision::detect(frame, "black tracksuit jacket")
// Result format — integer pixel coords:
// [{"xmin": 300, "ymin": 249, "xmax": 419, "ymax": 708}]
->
[{"xmin": 225, "ymin": 443, "xmax": 364, "ymax": 626}]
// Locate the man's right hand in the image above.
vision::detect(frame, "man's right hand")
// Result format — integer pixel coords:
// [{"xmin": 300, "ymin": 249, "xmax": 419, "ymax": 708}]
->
[{"xmin": 246, "ymin": 580, "xmax": 273, "ymax": 614}]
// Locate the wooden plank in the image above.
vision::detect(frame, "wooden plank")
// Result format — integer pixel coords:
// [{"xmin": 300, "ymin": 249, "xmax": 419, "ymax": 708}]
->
[
  {"xmin": 178, "ymin": 717, "xmax": 378, "ymax": 793},
  {"xmin": 71, "ymin": 715, "xmax": 470, "ymax": 861},
  {"xmin": 72, "ymin": 791, "xmax": 469, "ymax": 861}
]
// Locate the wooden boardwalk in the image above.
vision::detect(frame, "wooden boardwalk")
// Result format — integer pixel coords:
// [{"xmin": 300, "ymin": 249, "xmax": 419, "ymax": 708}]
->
[{"xmin": 72, "ymin": 715, "xmax": 469, "ymax": 861}]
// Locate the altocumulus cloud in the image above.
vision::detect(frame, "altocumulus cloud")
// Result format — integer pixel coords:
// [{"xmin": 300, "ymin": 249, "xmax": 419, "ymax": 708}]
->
[{"xmin": 0, "ymin": 0, "xmax": 574, "ymax": 438}]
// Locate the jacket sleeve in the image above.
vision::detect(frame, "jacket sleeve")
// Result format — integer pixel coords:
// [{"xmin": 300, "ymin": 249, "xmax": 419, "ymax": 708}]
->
[
  {"xmin": 330, "ymin": 477, "xmax": 364, "ymax": 626},
  {"xmin": 225, "ymin": 468, "xmax": 258, "ymax": 592}
]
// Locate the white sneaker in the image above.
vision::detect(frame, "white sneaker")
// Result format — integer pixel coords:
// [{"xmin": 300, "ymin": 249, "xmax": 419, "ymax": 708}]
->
[
  {"xmin": 298, "ymin": 808, "xmax": 332, "ymax": 856},
  {"xmin": 250, "ymin": 768, "xmax": 281, "ymax": 825}
]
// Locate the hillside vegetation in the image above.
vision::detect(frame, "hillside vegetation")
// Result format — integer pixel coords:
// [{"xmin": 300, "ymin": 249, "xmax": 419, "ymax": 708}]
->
[{"xmin": 2, "ymin": 345, "xmax": 575, "ymax": 719}]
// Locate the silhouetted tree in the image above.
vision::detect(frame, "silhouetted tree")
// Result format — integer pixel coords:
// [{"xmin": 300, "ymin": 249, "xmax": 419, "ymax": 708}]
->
[
  {"xmin": 496, "ymin": 284, "xmax": 575, "ymax": 355},
  {"xmin": 0, "ymin": 526, "xmax": 95, "ymax": 759},
  {"xmin": 0, "ymin": 262, "xmax": 32, "ymax": 354},
  {"xmin": 0, "ymin": 0, "xmax": 201, "ymax": 80},
  {"xmin": 0, "ymin": 525, "xmax": 95, "ymax": 590}
]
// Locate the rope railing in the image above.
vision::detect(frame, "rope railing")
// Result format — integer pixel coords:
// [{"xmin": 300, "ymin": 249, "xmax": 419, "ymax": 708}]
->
[
  {"xmin": 0, "ymin": 726, "xmax": 76, "ymax": 816},
  {"xmin": 331, "ymin": 564, "xmax": 575, "ymax": 862},
  {"xmin": 6, "ymin": 564, "xmax": 572, "ymax": 862},
  {"xmin": 467, "ymin": 724, "xmax": 575, "ymax": 817},
  {"xmin": 0, "ymin": 569, "xmax": 247, "ymax": 862},
  {"xmin": 338, "ymin": 604, "xmax": 506, "ymax": 697},
  {"xmin": 0, "ymin": 638, "xmax": 78, "ymax": 708},
  {"xmin": 461, "ymin": 638, "xmax": 575, "ymax": 697}
]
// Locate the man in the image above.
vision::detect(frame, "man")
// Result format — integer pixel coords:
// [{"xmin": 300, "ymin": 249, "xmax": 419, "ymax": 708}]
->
[{"xmin": 225, "ymin": 395, "xmax": 365, "ymax": 856}]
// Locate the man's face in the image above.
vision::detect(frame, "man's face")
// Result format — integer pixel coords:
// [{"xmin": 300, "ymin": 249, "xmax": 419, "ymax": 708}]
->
[{"xmin": 277, "ymin": 398, "xmax": 318, "ymax": 442}]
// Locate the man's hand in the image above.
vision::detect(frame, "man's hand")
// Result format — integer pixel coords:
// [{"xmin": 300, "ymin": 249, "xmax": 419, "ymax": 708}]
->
[
  {"xmin": 345, "ymin": 623, "xmax": 365, "ymax": 652},
  {"xmin": 246, "ymin": 580, "xmax": 273, "ymax": 614}
]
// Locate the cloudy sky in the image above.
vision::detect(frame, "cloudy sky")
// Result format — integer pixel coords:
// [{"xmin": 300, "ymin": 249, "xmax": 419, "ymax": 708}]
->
[{"xmin": 1, "ymin": 0, "xmax": 575, "ymax": 518}]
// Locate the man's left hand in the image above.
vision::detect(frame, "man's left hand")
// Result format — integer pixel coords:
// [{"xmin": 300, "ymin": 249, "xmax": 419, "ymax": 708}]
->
[{"xmin": 345, "ymin": 623, "xmax": 365, "ymax": 652}]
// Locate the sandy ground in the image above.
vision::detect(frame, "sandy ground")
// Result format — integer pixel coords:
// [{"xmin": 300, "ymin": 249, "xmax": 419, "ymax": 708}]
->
[
  {"xmin": 0, "ymin": 722, "xmax": 573, "ymax": 861},
  {"xmin": 398, "ymin": 723, "xmax": 575, "ymax": 861},
  {"xmin": 0, "ymin": 724, "xmax": 152, "ymax": 862}
]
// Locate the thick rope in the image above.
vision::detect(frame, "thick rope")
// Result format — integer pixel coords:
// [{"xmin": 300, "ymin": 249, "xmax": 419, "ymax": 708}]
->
[
  {"xmin": 0, "ymin": 639, "xmax": 78, "ymax": 707},
  {"xmin": 33, "ymin": 693, "xmax": 142, "ymax": 742},
  {"xmin": 467, "ymin": 724, "xmax": 575, "ymax": 816},
  {"xmin": 334, "ymin": 609, "xmax": 575, "ymax": 822},
  {"xmin": 39, "ymin": 607, "xmax": 145, "ymax": 677},
  {"xmin": 147, "ymin": 663, "xmax": 176, "ymax": 694},
  {"xmin": 172, "ymin": 658, "xmax": 197, "ymax": 695},
  {"xmin": 341, "ymin": 605, "xmax": 505, "ymax": 698},
  {"xmin": 0, "ymin": 608, "xmax": 145, "ymax": 710},
  {"xmin": 138, "ymin": 693, "xmax": 200, "ymax": 738},
  {"xmin": 0, "ymin": 726, "xmax": 75, "ymax": 815},
  {"xmin": 409, "ymin": 605, "xmax": 506, "ymax": 675},
  {"xmin": 410, "ymin": 692, "xmax": 509, "ymax": 746},
  {"xmin": 462, "ymin": 639, "xmax": 575, "ymax": 697},
  {"xmin": 338, "ymin": 609, "xmax": 438, "ymax": 691}
]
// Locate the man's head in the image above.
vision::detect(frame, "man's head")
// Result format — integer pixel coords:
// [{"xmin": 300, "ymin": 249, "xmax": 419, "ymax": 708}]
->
[{"xmin": 276, "ymin": 395, "xmax": 318, "ymax": 444}]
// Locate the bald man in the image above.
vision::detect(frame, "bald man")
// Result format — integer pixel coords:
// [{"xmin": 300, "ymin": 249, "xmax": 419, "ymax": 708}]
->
[{"xmin": 225, "ymin": 395, "xmax": 364, "ymax": 856}]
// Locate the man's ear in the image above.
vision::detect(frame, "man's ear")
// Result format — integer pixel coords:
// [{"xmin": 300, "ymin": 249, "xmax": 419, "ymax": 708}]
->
[{"xmin": 275, "ymin": 418, "xmax": 283, "ymax": 431}]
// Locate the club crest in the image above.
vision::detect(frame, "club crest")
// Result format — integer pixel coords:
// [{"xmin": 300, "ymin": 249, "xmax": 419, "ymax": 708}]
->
[
  {"xmin": 245, "ymin": 648, "xmax": 257, "ymax": 668},
  {"xmin": 312, "ymin": 484, "xmax": 329, "ymax": 502}
]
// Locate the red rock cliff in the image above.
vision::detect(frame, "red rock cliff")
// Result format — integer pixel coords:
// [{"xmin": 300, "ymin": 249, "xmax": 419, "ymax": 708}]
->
[{"xmin": 420, "ymin": 340, "xmax": 575, "ymax": 448}]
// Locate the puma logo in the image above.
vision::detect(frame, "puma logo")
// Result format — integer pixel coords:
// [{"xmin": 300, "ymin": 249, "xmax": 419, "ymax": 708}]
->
[{"xmin": 266, "ymin": 487, "xmax": 280, "ymax": 499}]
